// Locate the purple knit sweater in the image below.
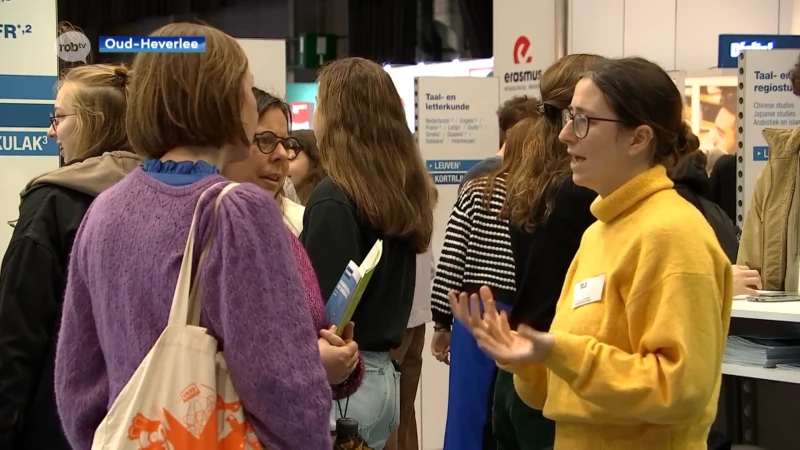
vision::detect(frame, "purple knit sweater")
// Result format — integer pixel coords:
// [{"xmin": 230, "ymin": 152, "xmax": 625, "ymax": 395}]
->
[{"xmin": 54, "ymin": 169, "xmax": 332, "ymax": 449}]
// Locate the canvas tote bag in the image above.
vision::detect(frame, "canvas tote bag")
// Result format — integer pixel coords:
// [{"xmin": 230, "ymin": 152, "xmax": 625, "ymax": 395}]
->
[{"xmin": 91, "ymin": 182, "xmax": 264, "ymax": 450}]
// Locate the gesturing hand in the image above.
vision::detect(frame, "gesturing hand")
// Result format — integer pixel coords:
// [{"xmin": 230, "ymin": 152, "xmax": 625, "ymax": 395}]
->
[
  {"xmin": 319, "ymin": 323, "xmax": 359, "ymax": 385},
  {"xmin": 449, "ymin": 286, "xmax": 553, "ymax": 365}
]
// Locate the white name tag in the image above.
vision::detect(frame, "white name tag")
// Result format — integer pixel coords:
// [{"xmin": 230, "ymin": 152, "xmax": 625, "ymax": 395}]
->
[{"xmin": 572, "ymin": 274, "xmax": 606, "ymax": 309}]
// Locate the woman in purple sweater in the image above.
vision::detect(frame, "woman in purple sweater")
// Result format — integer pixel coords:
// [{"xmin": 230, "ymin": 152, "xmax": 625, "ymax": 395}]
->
[{"xmin": 53, "ymin": 23, "xmax": 332, "ymax": 449}]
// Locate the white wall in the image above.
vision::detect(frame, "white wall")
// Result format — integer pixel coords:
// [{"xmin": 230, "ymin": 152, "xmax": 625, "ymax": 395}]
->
[
  {"xmin": 569, "ymin": 0, "xmax": 800, "ymax": 71},
  {"xmin": 236, "ymin": 39, "xmax": 287, "ymax": 99}
]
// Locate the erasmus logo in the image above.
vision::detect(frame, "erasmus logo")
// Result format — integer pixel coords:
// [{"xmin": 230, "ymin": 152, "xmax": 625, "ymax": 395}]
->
[
  {"xmin": 502, "ymin": 35, "xmax": 542, "ymax": 90},
  {"xmin": 513, "ymin": 36, "xmax": 532, "ymax": 64}
]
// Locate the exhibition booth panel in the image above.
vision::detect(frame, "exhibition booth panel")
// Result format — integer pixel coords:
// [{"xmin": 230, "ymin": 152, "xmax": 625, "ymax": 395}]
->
[{"xmin": 0, "ymin": 0, "xmax": 60, "ymax": 261}]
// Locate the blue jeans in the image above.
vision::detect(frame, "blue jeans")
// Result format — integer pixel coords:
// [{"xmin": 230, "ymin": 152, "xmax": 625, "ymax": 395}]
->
[{"xmin": 330, "ymin": 351, "xmax": 400, "ymax": 450}]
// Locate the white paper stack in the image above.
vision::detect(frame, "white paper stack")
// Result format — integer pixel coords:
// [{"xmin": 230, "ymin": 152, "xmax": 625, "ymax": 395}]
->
[{"xmin": 724, "ymin": 335, "xmax": 800, "ymax": 368}]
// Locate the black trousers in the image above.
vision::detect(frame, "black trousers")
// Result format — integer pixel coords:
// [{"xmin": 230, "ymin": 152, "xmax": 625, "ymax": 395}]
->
[{"xmin": 492, "ymin": 369, "xmax": 555, "ymax": 450}]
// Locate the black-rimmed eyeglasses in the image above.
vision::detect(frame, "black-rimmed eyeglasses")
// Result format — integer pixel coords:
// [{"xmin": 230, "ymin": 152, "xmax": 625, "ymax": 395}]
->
[
  {"xmin": 49, "ymin": 112, "xmax": 75, "ymax": 131},
  {"xmin": 253, "ymin": 131, "xmax": 301, "ymax": 160},
  {"xmin": 566, "ymin": 109, "xmax": 624, "ymax": 139}
]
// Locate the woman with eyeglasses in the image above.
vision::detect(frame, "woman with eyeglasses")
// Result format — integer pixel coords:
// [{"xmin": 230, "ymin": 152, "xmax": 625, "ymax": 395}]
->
[
  {"xmin": 451, "ymin": 57, "xmax": 733, "ymax": 449},
  {"xmin": 224, "ymin": 88, "xmax": 308, "ymax": 235},
  {"xmin": 0, "ymin": 64, "xmax": 142, "ymax": 450},
  {"xmin": 223, "ymin": 88, "xmax": 364, "ymax": 396}
]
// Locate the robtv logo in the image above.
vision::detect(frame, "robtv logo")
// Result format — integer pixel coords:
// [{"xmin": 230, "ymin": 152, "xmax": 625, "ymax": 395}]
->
[
  {"xmin": 513, "ymin": 36, "xmax": 532, "ymax": 64},
  {"xmin": 55, "ymin": 31, "xmax": 91, "ymax": 63}
]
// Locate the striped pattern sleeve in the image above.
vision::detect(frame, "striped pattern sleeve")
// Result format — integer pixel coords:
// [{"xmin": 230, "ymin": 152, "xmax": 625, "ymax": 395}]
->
[
  {"xmin": 430, "ymin": 177, "xmax": 515, "ymax": 326},
  {"xmin": 430, "ymin": 185, "xmax": 475, "ymax": 326}
]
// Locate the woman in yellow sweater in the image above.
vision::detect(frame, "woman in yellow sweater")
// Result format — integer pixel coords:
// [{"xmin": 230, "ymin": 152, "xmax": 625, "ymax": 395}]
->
[{"xmin": 450, "ymin": 56, "xmax": 734, "ymax": 450}]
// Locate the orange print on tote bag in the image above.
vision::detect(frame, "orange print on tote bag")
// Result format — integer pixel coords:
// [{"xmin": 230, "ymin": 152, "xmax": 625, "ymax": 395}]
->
[{"xmin": 91, "ymin": 182, "xmax": 263, "ymax": 450}]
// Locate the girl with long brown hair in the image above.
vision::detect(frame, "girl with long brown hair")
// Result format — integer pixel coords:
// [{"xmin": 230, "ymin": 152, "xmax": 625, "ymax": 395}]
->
[{"xmin": 300, "ymin": 57, "xmax": 435, "ymax": 449}]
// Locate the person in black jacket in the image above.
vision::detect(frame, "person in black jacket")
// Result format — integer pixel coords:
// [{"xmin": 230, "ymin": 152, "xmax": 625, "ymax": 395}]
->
[
  {"xmin": 706, "ymin": 152, "xmax": 737, "ymax": 224},
  {"xmin": 0, "ymin": 64, "xmax": 142, "ymax": 449},
  {"xmin": 671, "ymin": 150, "xmax": 739, "ymax": 263}
]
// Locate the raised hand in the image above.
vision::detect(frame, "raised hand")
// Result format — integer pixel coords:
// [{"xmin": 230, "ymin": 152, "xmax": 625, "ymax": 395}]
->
[
  {"xmin": 450, "ymin": 285, "xmax": 553, "ymax": 365},
  {"xmin": 448, "ymin": 289, "xmax": 484, "ymax": 332}
]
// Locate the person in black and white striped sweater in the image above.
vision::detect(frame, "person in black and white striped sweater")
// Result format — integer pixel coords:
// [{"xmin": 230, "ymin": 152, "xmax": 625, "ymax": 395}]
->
[{"xmin": 430, "ymin": 126, "xmax": 525, "ymax": 450}]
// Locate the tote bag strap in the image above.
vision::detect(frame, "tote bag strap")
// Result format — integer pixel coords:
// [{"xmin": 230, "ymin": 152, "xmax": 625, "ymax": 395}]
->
[
  {"xmin": 186, "ymin": 183, "xmax": 240, "ymax": 326},
  {"xmin": 167, "ymin": 182, "xmax": 240, "ymax": 327}
]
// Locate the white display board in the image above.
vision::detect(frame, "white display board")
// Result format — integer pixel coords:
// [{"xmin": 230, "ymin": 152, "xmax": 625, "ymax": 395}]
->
[
  {"xmin": 236, "ymin": 39, "xmax": 287, "ymax": 99},
  {"xmin": 0, "ymin": 1, "xmax": 59, "ymax": 259},
  {"xmin": 415, "ymin": 76, "xmax": 499, "ymax": 449},
  {"xmin": 736, "ymin": 49, "xmax": 800, "ymax": 226},
  {"xmin": 493, "ymin": 0, "xmax": 558, "ymax": 103},
  {"xmin": 386, "ymin": 59, "xmax": 494, "ymax": 132}
]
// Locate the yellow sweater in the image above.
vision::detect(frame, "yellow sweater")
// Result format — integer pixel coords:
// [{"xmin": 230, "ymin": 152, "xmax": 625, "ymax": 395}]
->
[{"xmin": 508, "ymin": 165, "xmax": 733, "ymax": 450}]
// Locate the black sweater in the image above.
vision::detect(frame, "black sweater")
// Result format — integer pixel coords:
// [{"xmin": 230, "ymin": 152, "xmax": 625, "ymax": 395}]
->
[
  {"xmin": 300, "ymin": 177, "xmax": 416, "ymax": 351},
  {"xmin": 707, "ymin": 154, "xmax": 737, "ymax": 224},
  {"xmin": 510, "ymin": 177, "xmax": 597, "ymax": 331}
]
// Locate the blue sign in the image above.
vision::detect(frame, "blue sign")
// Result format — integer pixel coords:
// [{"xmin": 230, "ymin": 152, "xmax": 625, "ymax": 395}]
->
[
  {"xmin": 0, "ymin": 103, "xmax": 52, "ymax": 128},
  {"xmin": 99, "ymin": 36, "xmax": 206, "ymax": 53},
  {"xmin": 0, "ymin": 74, "xmax": 57, "ymax": 100},
  {"xmin": 718, "ymin": 34, "xmax": 800, "ymax": 68},
  {"xmin": 0, "ymin": 131, "xmax": 59, "ymax": 156},
  {"xmin": 426, "ymin": 159, "xmax": 484, "ymax": 185},
  {"xmin": 432, "ymin": 173, "xmax": 465, "ymax": 185},
  {"xmin": 753, "ymin": 146, "xmax": 770, "ymax": 161},
  {"xmin": 426, "ymin": 159, "xmax": 482, "ymax": 172}
]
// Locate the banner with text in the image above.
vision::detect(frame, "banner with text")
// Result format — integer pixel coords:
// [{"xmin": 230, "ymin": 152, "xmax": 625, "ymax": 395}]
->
[
  {"xmin": 386, "ymin": 59, "xmax": 494, "ymax": 132},
  {"xmin": 0, "ymin": 0, "xmax": 58, "ymax": 258},
  {"xmin": 737, "ymin": 49, "xmax": 800, "ymax": 225},
  {"xmin": 414, "ymin": 75, "xmax": 498, "ymax": 449},
  {"xmin": 493, "ymin": 0, "xmax": 557, "ymax": 103}
]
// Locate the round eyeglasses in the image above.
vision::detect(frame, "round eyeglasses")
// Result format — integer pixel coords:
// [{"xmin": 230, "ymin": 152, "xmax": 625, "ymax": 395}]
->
[
  {"xmin": 49, "ymin": 112, "xmax": 75, "ymax": 131},
  {"xmin": 566, "ymin": 109, "xmax": 624, "ymax": 139},
  {"xmin": 253, "ymin": 131, "xmax": 301, "ymax": 160}
]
